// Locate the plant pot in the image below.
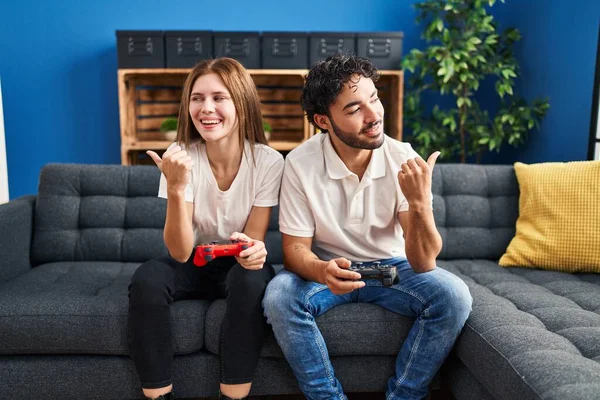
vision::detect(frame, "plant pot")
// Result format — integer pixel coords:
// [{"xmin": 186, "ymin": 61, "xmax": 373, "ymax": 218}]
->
[
  {"xmin": 163, "ymin": 130, "xmax": 177, "ymax": 142},
  {"xmin": 265, "ymin": 131, "xmax": 271, "ymax": 141}
]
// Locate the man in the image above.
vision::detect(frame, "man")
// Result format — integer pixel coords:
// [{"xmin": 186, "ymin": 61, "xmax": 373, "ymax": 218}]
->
[{"xmin": 262, "ymin": 54, "xmax": 472, "ymax": 400}]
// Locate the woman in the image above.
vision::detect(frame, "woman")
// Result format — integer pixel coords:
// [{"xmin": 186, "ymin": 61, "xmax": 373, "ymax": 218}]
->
[{"xmin": 128, "ymin": 57, "xmax": 284, "ymax": 400}]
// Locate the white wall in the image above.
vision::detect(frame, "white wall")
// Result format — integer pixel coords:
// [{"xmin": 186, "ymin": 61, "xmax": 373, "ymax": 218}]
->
[{"xmin": 0, "ymin": 78, "xmax": 8, "ymax": 203}]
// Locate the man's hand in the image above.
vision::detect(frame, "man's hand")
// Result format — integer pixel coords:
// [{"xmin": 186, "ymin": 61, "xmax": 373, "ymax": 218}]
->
[
  {"xmin": 322, "ymin": 258, "xmax": 365, "ymax": 295},
  {"xmin": 397, "ymin": 151, "xmax": 440, "ymax": 208},
  {"xmin": 230, "ymin": 232, "xmax": 267, "ymax": 270},
  {"xmin": 147, "ymin": 146, "xmax": 193, "ymax": 195}
]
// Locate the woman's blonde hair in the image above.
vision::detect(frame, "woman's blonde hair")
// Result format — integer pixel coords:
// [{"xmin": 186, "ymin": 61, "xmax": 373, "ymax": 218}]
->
[{"xmin": 176, "ymin": 57, "xmax": 267, "ymax": 162}]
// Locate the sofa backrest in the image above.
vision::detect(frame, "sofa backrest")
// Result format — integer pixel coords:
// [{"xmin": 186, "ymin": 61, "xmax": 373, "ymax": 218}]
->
[
  {"xmin": 31, "ymin": 163, "xmax": 518, "ymax": 265},
  {"xmin": 32, "ymin": 164, "xmax": 168, "ymax": 264},
  {"xmin": 433, "ymin": 164, "xmax": 519, "ymax": 260},
  {"xmin": 31, "ymin": 164, "xmax": 284, "ymax": 265}
]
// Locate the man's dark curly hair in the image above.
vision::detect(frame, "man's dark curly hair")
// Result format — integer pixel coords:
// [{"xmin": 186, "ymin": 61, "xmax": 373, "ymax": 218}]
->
[{"xmin": 300, "ymin": 53, "xmax": 380, "ymax": 133}]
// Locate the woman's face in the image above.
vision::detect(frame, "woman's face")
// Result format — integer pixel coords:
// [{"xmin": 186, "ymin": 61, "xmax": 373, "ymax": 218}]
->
[{"xmin": 188, "ymin": 73, "xmax": 238, "ymax": 142}]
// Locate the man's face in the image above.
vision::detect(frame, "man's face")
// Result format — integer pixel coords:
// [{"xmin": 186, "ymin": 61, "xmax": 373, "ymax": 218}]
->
[{"xmin": 317, "ymin": 74, "xmax": 385, "ymax": 150}]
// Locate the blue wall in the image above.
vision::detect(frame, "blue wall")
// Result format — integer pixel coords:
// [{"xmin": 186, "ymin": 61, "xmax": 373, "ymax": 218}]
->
[
  {"xmin": 1, "ymin": 0, "xmax": 421, "ymax": 199},
  {"xmin": 486, "ymin": 0, "xmax": 600, "ymax": 164},
  {"xmin": 0, "ymin": 0, "xmax": 599, "ymax": 199}
]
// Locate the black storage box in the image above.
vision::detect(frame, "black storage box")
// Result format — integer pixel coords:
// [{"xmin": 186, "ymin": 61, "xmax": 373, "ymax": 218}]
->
[
  {"xmin": 309, "ymin": 32, "xmax": 356, "ymax": 66},
  {"xmin": 357, "ymin": 32, "xmax": 403, "ymax": 70},
  {"xmin": 262, "ymin": 32, "xmax": 308, "ymax": 69},
  {"xmin": 116, "ymin": 30, "xmax": 165, "ymax": 69},
  {"xmin": 213, "ymin": 32, "xmax": 261, "ymax": 69},
  {"xmin": 165, "ymin": 30, "xmax": 213, "ymax": 68}
]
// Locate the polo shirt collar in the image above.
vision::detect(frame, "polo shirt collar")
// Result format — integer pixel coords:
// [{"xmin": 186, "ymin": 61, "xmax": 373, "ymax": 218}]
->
[{"xmin": 323, "ymin": 134, "xmax": 386, "ymax": 180}]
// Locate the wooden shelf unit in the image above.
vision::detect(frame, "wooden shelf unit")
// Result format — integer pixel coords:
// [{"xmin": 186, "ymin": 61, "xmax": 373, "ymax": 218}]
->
[{"xmin": 118, "ymin": 68, "xmax": 403, "ymax": 165}]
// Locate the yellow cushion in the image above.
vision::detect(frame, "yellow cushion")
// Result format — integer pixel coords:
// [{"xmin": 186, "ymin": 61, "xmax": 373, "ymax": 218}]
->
[{"xmin": 499, "ymin": 160, "xmax": 600, "ymax": 273}]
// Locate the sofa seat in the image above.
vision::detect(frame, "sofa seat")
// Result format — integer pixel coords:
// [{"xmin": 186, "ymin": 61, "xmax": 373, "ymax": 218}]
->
[
  {"xmin": 205, "ymin": 300, "xmax": 415, "ymax": 358},
  {"xmin": 0, "ymin": 262, "xmax": 210, "ymax": 355},
  {"xmin": 4, "ymin": 163, "xmax": 600, "ymax": 400},
  {"xmin": 439, "ymin": 259, "xmax": 600, "ymax": 400}
]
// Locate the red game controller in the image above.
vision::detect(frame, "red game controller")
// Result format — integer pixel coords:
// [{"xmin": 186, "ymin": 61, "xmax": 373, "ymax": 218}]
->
[{"xmin": 193, "ymin": 240, "xmax": 254, "ymax": 267}]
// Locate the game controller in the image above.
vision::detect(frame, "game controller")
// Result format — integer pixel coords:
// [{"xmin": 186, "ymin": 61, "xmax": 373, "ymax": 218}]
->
[
  {"xmin": 349, "ymin": 261, "xmax": 398, "ymax": 286},
  {"xmin": 193, "ymin": 240, "xmax": 254, "ymax": 267}
]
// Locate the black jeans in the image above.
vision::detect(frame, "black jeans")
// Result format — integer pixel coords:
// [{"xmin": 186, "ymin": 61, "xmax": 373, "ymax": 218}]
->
[{"xmin": 127, "ymin": 253, "xmax": 275, "ymax": 388}]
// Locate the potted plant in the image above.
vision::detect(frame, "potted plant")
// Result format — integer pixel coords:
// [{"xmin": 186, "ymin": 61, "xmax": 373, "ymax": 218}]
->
[
  {"xmin": 160, "ymin": 117, "xmax": 178, "ymax": 142},
  {"xmin": 402, "ymin": 0, "xmax": 550, "ymax": 163},
  {"xmin": 263, "ymin": 120, "xmax": 272, "ymax": 141}
]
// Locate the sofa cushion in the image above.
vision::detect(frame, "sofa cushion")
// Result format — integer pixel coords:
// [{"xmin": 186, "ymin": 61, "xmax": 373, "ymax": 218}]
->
[
  {"xmin": 32, "ymin": 164, "xmax": 168, "ymax": 264},
  {"xmin": 499, "ymin": 160, "xmax": 600, "ymax": 273},
  {"xmin": 32, "ymin": 164, "xmax": 284, "ymax": 266},
  {"xmin": 204, "ymin": 295, "xmax": 415, "ymax": 358},
  {"xmin": 265, "ymin": 205, "xmax": 283, "ymax": 265},
  {"xmin": 0, "ymin": 262, "xmax": 209, "ymax": 355},
  {"xmin": 432, "ymin": 165, "xmax": 519, "ymax": 260},
  {"xmin": 439, "ymin": 259, "xmax": 600, "ymax": 400}
]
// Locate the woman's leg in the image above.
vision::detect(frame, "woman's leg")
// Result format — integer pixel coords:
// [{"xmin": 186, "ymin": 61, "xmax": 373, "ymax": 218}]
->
[
  {"xmin": 218, "ymin": 263, "xmax": 275, "ymax": 399},
  {"xmin": 127, "ymin": 256, "xmax": 216, "ymax": 399}
]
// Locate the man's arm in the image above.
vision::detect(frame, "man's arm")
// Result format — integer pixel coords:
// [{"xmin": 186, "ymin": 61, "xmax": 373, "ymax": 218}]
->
[
  {"xmin": 398, "ymin": 210, "xmax": 442, "ymax": 273},
  {"xmin": 396, "ymin": 151, "xmax": 443, "ymax": 273},
  {"xmin": 282, "ymin": 234, "xmax": 364, "ymax": 294},
  {"xmin": 281, "ymin": 234, "xmax": 326, "ymax": 282}
]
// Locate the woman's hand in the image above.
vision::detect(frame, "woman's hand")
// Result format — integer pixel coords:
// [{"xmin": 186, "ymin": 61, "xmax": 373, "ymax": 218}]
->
[
  {"xmin": 230, "ymin": 232, "xmax": 267, "ymax": 270},
  {"xmin": 147, "ymin": 146, "xmax": 193, "ymax": 195}
]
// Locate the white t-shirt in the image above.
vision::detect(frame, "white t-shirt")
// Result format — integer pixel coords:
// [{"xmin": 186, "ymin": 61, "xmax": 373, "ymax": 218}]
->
[
  {"xmin": 158, "ymin": 140, "xmax": 284, "ymax": 245},
  {"xmin": 279, "ymin": 133, "xmax": 428, "ymax": 262}
]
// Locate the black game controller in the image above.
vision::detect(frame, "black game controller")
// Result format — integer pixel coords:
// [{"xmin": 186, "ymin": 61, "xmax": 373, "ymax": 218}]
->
[{"xmin": 349, "ymin": 261, "xmax": 398, "ymax": 286}]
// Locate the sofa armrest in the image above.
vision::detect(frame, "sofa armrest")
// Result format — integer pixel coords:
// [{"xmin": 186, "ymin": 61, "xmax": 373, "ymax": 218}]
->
[{"xmin": 0, "ymin": 195, "xmax": 36, "ymax": 284}]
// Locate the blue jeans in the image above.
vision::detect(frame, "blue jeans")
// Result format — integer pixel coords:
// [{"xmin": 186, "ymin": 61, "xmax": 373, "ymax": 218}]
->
[{"xmin": 262, "ymin": 258, "xmax": 472, "ymax": 400}]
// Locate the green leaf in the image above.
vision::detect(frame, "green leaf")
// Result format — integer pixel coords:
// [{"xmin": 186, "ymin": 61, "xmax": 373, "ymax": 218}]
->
[
  {"xmin": 436, "ymin": 18, "xmax": 444, "ymax": 32},
  {"xmin": 501, "ymin": 69, "xmax": 516, "ymax": 79},
  {"xmin": 485, "ymin": 35, "xmax": 498, "ymax": 45},
  {"xmin": 402, "ymin": 0, "xmax": 549, "ymax": 163}
]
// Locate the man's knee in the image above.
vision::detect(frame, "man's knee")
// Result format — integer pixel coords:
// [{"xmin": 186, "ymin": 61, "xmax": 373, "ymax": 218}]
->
[
  {"xmin": 262, "ymin": 271, "xmax": 302, "ymax": 321},
  {"xmin": 434, "ymin": 272, "xmax": 472, "ymax": 323}
]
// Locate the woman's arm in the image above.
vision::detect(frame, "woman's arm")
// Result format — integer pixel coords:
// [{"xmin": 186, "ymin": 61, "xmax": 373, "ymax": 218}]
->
[
  {"xmin": 229, "ymin": 206, "xmax": 271, "ymax": 269},
  {"xmin": 163, "ymin": 198, "xmax": 195, "ymax": 262},
  {"xmin": 243, "ymin": 206, "xmax": 271, "ymax": 242},
  {"xmin": 147, "ymin": 146, "xmax": 196, "ymax": 263}
]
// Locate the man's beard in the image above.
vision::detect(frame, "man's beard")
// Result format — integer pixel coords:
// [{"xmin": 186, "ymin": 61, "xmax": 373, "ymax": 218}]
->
[{"xmin": 329, "ymin": 117, "xmax": 385, "ymax": 150}]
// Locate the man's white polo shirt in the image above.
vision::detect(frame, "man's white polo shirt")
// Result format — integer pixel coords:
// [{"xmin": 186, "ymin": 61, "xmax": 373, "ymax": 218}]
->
[{"xmin": 279, "ymin": 133, "xmax": 423, "ymax": 262}]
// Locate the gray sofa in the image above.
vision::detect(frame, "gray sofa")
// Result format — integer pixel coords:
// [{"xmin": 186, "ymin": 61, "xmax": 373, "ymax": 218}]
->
[{"xmin": 1, "ymin": 163, "xmax": 599, "ymax": 400}]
